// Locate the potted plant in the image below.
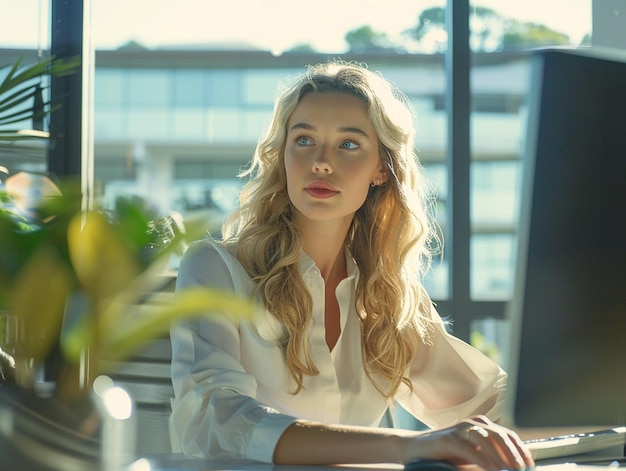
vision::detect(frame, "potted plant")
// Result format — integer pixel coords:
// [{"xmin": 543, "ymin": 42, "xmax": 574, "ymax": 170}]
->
[{"xmin": 0, "ymin": 56, "xmax": 252, "ymax": 470}]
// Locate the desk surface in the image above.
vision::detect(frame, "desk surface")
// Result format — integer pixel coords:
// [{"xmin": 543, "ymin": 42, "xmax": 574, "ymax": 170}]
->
[
  {"xmin": 130, "ymin": 455, "xmax": 623, "ymax": 471},
  {"xmin": 132, "ymin": 428, "xmax": 625, "ymax": 471},
  {"xmin": 132, "ymin": 456, "xmax": 403, "ymax": 471}
]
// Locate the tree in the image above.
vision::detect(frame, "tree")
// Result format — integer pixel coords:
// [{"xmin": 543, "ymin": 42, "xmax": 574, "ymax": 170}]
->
[
  {"xmin": 403, "ymin": 7, "xmax": 447, "ymax": 52},
  {"xmin": 502, "ymin": 21, "xmax": 569, "ymax": 50},
  {"xmin": 285, "ymin": 43, "xmax": 317, "ymax": 53},
  {"xmin": 407, "ymin": 7, "xmax": 446, "ymax": 42},
  {"xmin": 117, "ymin": 40, "xmax": 149, "ymax": 51},
  {"xmin": 470, "ymin": 6, "xmax": 505, "ymax": 52},
  {"xmin": 403, "ymin": 5, "xmax": 575, "ymax": 52},
  {"xmin": 345, "ymin": 25, "xmax": 394, "ymax": 52}
]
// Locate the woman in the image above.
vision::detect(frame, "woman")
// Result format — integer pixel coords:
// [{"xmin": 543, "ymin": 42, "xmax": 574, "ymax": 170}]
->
[{"xmin": 170, "ymin": 61, "xmax": 533, "ymax": 470}]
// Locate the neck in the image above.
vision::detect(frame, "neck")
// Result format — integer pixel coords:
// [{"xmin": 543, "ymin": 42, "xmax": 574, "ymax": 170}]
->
[
  {"xmin": 308, "ymin": 245, "xmax": 347, "ymax": 282},
  {"xmin": 300, "ymin": 219, "xmax": 350, "ymax": 281}
]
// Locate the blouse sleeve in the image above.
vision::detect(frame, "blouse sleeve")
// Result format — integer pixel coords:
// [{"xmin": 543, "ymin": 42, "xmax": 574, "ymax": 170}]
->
[
  {"xmin": 396, "ymin": 305, "xmax": 508, "ymax": 429},
  {"xmin": 169, "ymin": 239, "xmax": 296, "ymax": 462}
]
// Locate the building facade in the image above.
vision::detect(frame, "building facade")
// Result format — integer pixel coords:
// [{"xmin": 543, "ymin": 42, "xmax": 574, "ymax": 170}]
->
[{"xmin": 1, "ymin": 46, "xmax": 531, "ymax": 304}]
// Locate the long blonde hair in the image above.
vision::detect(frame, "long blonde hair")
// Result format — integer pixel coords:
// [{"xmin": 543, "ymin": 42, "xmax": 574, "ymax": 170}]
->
[{"xmin": 222, "ymin": 61, "xmax": 439, "ymax": 397}]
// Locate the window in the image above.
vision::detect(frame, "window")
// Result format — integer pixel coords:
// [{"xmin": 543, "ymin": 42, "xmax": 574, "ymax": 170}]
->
[
  {"xmin": 5, "ymin": 0, "xmax": 618, "ymax": 359},
  {"xmin": 0, "ymin": 1, "xmax": 51, "ymax": 176},
  {"xmin": 465, "ymin": 0, "xmax": 593, "ymax": 358}
]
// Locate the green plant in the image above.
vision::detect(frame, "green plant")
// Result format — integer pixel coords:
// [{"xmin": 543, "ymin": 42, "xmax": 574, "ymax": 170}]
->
[
  {"xmin": 0, "ymin": 55, "xmax": 253, "ymax": 400},
  {"xmin": 0, "ymin": 55, "xmax": 77, "ymax": 143},
  {"xmin": 0, "ymin": 178, "xmax": 252, "ymax": 399}
]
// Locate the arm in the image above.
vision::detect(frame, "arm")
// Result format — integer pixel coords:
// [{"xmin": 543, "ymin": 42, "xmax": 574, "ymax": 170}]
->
[
  {"xmin": 398, "ymin": 308, "xmax": 507, "ymax": 429},
  {"xmin": 172, "ymin": 242, "xmax": 532, "ymax": 468},
  {"xmin": 269, "ymin": 305, "xmax": 530, "ymax": 470},
  {"xmin": 274, "ymin": 416, "xmax": 534, "ymax": 471},
  {"xmin": 170, "ymin": 240, "xmax": 296, "ymax": 461}
]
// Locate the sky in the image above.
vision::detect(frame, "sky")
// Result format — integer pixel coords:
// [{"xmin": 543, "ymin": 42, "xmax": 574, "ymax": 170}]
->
[{"xmin": 0, "ymin": 0, "xmax": 592, "ymax": 53}]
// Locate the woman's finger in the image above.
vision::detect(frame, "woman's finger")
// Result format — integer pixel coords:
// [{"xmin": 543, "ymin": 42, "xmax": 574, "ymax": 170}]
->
[{"xmin": 461, "ymin": 419, "xmax": 534, "ymax": 471}]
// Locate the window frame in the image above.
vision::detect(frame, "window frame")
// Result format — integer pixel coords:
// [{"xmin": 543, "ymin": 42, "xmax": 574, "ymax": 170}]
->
[{"xmin": 51, "ymin": 0, "xmax": 584, "ymax": 343}]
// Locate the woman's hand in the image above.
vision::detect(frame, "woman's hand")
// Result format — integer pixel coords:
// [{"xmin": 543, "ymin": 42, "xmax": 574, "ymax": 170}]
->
[{"xmin": 402, "ymin": 416, "xmax": 535, "ymax": 471}]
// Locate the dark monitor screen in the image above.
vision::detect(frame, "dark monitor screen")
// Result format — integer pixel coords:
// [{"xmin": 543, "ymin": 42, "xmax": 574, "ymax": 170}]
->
[{"xmin": 506, "ymin": 48, "xmax": 626, "ymax": 428}]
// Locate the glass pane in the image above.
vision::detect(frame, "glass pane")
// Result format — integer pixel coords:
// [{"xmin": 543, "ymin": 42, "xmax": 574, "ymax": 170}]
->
[
  {"xmin": 423, "ymin": 163, "xmax": 447, "ymax": 299},
  {"xmin": 128, "ymin": 69, "xmax": 169, "ymax": 106},
  {"xmin": 470, "ymin": 317, "xmax": 510, "ymax": 365},
  {"xmin": 95, "ymin": 68, "xmax": 125, "ymax": 105},
  {"xmin": 209, "ymin": 71, "xmax": 240, "ymax": 106},
  {"xmin": 0, "ymin": 1, "xmax": 51, "ymax": 178},
  {"xmin": 172, "ymin": 70, "xmax": 205, "ymax": 106},
  {"xmin": 471, "ymin": 234, "xmax": 516, "ymax": 300},
  {"xmin": 172, "ymin": 110, "xmax": 205, "ymax": 140},
  {"xmin": 128, "ymin": 108, "xmax": 169, "ymax": 140},
  {"xmin": 89, "ymin": 0, "xmax": 448, "ymax": 285},
  {"xmin": 469, "ymin": 1, "xmax": 594, "ymax": 301}
]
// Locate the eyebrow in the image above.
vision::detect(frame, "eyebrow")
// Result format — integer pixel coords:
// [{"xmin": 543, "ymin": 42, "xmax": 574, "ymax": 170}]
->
[{"xmin": 289, "ymin": 122, "xmax": 372, "ymax": 139}]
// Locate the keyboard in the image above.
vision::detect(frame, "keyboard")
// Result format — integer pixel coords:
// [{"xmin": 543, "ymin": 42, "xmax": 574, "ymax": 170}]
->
[{"xmin": 525, "ymin": 427, "xmax": 626, "ymax": 461}]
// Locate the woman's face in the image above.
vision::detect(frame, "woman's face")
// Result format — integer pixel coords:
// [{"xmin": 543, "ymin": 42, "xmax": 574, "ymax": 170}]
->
[{"xmin": 284, "ymin": 91, "xmax": 386, "ymax": 226}]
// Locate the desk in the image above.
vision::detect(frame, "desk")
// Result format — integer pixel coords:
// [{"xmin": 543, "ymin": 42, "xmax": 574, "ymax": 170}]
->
[
  {"xmin": 515, "ymin": 427, "xmax": 626, "ymax": 464},
  {"xmin": 124, "ymin": 427, "xmax": 626, "ymax": 471},
  {"xmin": 129, "ymin": 455, "xmax": 403, "ymax": 471},
  {"xmin": 130, "ymin": 455, "xmax": 624, "ymax": 471}
]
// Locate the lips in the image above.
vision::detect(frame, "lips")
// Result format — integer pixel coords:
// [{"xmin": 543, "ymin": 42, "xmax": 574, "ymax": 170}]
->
[{"xmin": 305, "ymin": 180, "xmax": 339, "ymax": 198}]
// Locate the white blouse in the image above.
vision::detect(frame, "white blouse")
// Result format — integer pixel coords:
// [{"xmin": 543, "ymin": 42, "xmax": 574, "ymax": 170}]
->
[{"xmin": 170, "ymin": 238, "xmax": 507, "ymax": 463}]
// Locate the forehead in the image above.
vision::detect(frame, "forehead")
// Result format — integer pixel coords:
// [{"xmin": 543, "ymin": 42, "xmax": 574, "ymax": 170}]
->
[{"xmin": 289, "ymin": 92, "xmax": 371, "ymax": 125}]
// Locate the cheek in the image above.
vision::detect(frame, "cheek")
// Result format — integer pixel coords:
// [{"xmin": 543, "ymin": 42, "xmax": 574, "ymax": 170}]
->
[
  {"xmin": 284, "ymin": 153, "xmax": 295, "ymax": 181},
  {"xmin": 284, "ymin": 152, "xmax": 300, "ymax": 198},
  {"xmin": 284, "ymin": 148, "xmax": 312, "ymax": 180},
  {"xmin": 355, "ymin": 182, "xmax": 372, "ymax": 205},
  {"xmin": 284, "ymin": 147, "xmax": 302, "ymax": 170},
  {"xmin": 283, "ymin": 150, "xmax": 294, "ymax": 171},
  {"xmin": 346, "ymin": 168, "xmax": 376, "ymax": 203}
]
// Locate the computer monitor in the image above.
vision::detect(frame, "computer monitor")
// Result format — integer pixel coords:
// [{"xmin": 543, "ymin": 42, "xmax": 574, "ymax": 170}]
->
[{"xmin": 506, "ymin": 47, "xmax": 626, "ymax": 429}]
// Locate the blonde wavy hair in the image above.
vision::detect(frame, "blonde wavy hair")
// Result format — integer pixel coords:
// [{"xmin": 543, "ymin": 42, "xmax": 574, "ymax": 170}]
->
[{"xmin": 222, "ymin": 61, "xmax": 439, "ymax": 398}]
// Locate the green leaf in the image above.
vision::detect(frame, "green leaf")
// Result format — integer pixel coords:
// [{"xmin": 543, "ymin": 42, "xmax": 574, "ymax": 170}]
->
[
  {"xmin": 9, "ymin": 246, "xmax": 73, "ymax": 372},
  {"xmin": 98, "ymin": 287, "xmax": 255, "ymax": 365},
  {"xmin": 0, "ymin": 54, "xmax": 80, "ymax": 143},
  {"xmin": 0, "ymin": 55, "xmax": 79, "ymax": 97}
]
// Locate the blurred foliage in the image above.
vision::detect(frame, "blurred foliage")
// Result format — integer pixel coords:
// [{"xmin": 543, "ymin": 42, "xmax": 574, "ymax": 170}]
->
[
  {"xmin": 0, "ymin": 55, "xmax": 252, "ymax": 399},
  {"xmin": 403, "ymin": 6, "xmax": 576, "ymax": 52},
  {"xmin": 0, "ymin": 176, "xmax": 253, "ymax": 399},
  {"xmin": 470, "ymin": 330, "xmax": 502, "ymax": 364},
  {"xmin": 0, "ymin": 54, "xmax": 79, "ymax": 142},
  {"xmin": 345, "ymin": 25, "xmax": 394, "ymax": 53}
]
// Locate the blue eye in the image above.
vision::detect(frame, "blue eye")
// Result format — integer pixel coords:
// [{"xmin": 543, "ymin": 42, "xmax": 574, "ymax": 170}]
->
[
  {"xmin": 340, "ymin": 140, "xmax": 359, "ymax": 150},
  {"xmin": 296, "ymin": 136, "xmax": 313, "ymax": 146}
]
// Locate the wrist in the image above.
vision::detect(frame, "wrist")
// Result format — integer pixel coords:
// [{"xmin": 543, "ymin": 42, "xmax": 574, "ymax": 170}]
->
[{"xmin": 385, "ymin": 431, "xmax": 420, "ymax": 464}]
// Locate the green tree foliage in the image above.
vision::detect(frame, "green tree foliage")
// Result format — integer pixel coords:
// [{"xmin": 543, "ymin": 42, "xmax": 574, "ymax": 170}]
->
[
  {"xmin": 403, "ymin": 5, "xmax": 573, "ymax": 52},
  {"xmin": 502, "ymin": 21, "xmax": 570, "ymax": 50},
  {"xmin": 285, "ymin": 43, "xmax": 317, "ymax": 53},
  {"xmin": 117, "ymin": 40, "xmax": 149, "ymax": 51},
  {"xmin": 471, "ymin": 6, "xmax": 505, "ymax": 51},
  {"xmin": 345, "ymin": 25, "xmax": 393, "ymax": 52},
  {"xmin": 407, "ymin": 6, "xmax": 446, "ymax": 42}
]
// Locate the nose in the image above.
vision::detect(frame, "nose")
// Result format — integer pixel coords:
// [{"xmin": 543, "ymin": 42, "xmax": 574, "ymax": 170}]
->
[{"xmin": 312, "ymin": 148, "xmax": 333, "ymax": 174}]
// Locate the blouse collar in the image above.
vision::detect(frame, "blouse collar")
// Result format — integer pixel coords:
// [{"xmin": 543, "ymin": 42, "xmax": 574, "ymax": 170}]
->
[{"xmin": 297, "ymin": 248, "xmax": 358, "ymax": 282}]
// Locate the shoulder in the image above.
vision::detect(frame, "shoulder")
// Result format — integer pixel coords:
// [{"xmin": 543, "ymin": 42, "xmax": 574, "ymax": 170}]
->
[
  {"xmin": 181, "ymin": 238, "xmax": 234, "ymax": 265},
  {"xmin": 177, "ymin": 238, "xmax": 250, "ymax": 293}
]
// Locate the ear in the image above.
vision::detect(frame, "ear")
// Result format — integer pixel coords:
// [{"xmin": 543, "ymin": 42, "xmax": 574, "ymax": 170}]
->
[{"xmin": 372, "ymin": 163, "xmax": 388, "ymax": 186}]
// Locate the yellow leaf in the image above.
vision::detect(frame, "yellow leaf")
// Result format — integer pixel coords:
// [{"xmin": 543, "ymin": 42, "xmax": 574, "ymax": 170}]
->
[
  {"xmin": 67, "ymin": 211, "xmax": 141, "ymax": 303},
  {"xmin": 98, "ymin": 287, "xmax": 254, "ymax": 365},
  {"xmin": 10, "ymin": 246, "xmax": 72, "ymax": 364}
]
